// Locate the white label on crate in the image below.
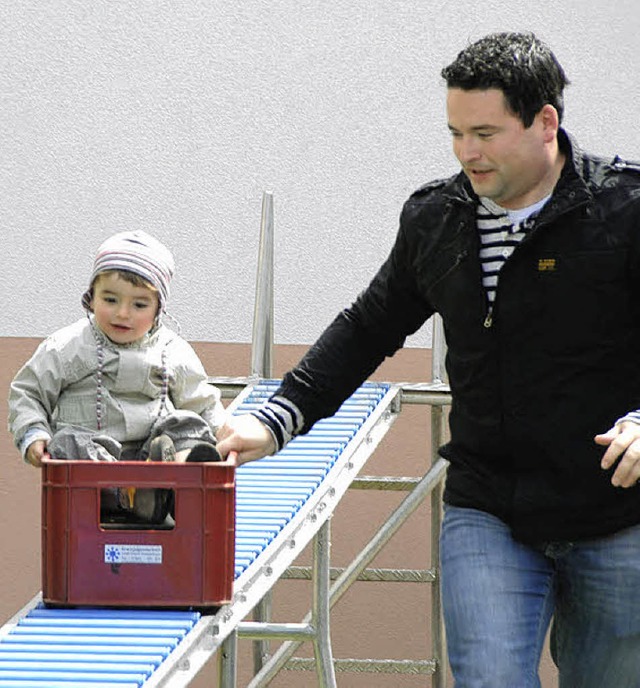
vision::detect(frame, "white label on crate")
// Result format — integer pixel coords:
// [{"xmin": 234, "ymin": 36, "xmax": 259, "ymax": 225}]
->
[{"xmin": 104, "ymin": 544, "xmax": 163, "ymax": 565}]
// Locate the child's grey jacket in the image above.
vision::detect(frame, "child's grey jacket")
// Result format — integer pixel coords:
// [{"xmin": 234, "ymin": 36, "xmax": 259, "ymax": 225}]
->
[{"xmin": 8, "ymin": 316, "xmax": 225, "ymax": 456}]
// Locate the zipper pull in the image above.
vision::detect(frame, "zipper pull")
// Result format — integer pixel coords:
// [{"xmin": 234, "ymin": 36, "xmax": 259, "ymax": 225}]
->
[{"xmin": 483, "ymin": 310, "xmax": 493, "ymax": 328}]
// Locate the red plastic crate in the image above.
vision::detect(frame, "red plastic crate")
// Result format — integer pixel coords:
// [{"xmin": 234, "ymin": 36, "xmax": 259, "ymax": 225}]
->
[{"xmin": 41, "ymin": 458, "xmax": 235, "ymax": 610}]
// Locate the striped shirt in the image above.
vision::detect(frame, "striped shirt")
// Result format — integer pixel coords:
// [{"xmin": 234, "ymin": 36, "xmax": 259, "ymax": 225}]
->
[
  {"xmin": 477, "ymin": 195, "xmax": 550, "ymax": 310},
  {"xmin": 251, "ymin": 395, "xmax": 304, "ymax": 453}
]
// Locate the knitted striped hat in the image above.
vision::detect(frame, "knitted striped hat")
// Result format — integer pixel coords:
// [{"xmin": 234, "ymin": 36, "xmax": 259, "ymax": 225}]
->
[{"xmin": 81, "ymin": 231, "xmax": 175, "ymax": 315}]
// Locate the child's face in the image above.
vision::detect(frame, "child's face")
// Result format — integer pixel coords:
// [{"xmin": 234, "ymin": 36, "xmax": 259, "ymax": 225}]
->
[{"xmin": 90, "ymin": 273, "xmax": 160, "ymax": 344}]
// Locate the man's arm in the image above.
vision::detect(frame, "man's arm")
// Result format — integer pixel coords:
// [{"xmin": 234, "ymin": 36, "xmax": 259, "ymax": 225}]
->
[{"xmin": 216, "ymin": 206, "xmax": 435, "ymax": 463}]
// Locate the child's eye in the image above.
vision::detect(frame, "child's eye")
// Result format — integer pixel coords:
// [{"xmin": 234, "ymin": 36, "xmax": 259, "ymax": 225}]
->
[
  {"xmin": 134, "ymin": 301, "xmax": 151, "ymax": 310},
  {"xmin": 103, "ymin": 296, "xmax": 117, "ymax": 304}
]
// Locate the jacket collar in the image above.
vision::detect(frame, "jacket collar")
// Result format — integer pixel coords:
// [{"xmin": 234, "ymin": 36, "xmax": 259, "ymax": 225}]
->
[{"xmin": 536, "ymin": 128, "xmax": 593, "ymax": 223}]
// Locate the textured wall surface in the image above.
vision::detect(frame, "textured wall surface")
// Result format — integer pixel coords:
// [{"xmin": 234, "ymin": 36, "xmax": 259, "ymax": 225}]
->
[{"xmin": 2, "ymin": 0, "xmax": 639, "ymax": 344}]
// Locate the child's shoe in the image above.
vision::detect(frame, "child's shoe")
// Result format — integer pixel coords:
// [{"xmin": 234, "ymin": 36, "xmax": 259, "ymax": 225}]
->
[
  {"xmin": 186, "ymin": 442, "xmax": 222, "ymax": 462},
  {"xmin": 148, "ymin": 434, "xmax": 176, "ymax": 462},
  {"xmin": 129, "ymin": 434, "xmax": 176, "ymax": 524}
]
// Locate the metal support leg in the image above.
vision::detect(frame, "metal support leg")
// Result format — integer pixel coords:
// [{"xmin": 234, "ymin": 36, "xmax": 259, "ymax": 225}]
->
[
  {"xmin": 242, "ymin": 521, "xmax": 337, "ymax": 688},
  {"xmin": 252, "ymin": 595, "xmax": 272, "ymax": 675},
  {"xmin": 312, "ymin": 519, "xmax": 337, "ymax": 687},
  {"xmin": 250, "ymin": 190, "xmax": 275, "ymax": 677},
  {"xmin": 219, "ymin": 630, "xmax": 238, "ymax": 688},
  {"xmin": 251, "ymin": 191, "xmax": 274, "ymax": 379}
]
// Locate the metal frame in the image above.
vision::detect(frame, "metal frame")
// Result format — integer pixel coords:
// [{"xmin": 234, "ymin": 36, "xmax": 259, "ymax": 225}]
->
[
  {"xmin": 209, "ymin": 191, "xmax": 452, "ymax": 686},
  {"xmin": 249, "ymin": 192, "xmax": 274, "ymax": 677},
  {"xmin": 242, "ymin": 386, "xmax": 450, "ymax": 687},
  {"xmin": 239, "ymin": 519, "xmax": 336, "ymax": 686},
  {"xmin": 195, "ymin": 378, "xmax": 450, "ymax": 688}
]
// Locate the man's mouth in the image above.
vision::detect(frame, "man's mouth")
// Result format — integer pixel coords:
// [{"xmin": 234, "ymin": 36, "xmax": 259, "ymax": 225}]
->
[{"xmin": 466, "ymin": 168, "xmax": 493, "ymax": 179}]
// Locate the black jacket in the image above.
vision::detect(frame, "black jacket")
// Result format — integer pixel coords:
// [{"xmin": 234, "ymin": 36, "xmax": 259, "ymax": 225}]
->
[{"xmin": 276, "ymin": 130, "xmax": 640, "ymax": 542}]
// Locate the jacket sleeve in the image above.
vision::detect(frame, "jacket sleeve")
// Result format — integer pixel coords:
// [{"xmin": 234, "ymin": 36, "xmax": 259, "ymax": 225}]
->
[
  {"xmin": 168, "ymin": 338, "xmax": 226, "ymax": 433},
  {"xmin": 8, "ymin": 340, "xmax": 66, "ymax": 448},
  {"xmin": 275, "ymin": 202, "xmax": 435, "ymax": 433}
]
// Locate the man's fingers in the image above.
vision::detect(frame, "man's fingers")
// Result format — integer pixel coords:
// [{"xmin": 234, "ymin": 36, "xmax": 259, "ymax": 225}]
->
[
  {"xmin": 611, "ymin": 454, "xmax": 640, "ymax": 488},
  {"xmin": 596, "ymin": 422, "xmax": 640, "ymax": 487},
  {"xmin": 594, "ymin": 428, "xmax": 617, "ymax": 446},
  {"xmin": 598, "ymin": 427, "xmax": 635, "ymax": 469},
  {"xmin": 215, "ymin": 415, "xmax": 275, "ymax": 464}
]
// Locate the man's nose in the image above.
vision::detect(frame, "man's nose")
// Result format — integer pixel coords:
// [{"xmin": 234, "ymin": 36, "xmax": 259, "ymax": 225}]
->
[{"xmin": 456, "ymin": 136, "xmax": 481, "ymax": 163}]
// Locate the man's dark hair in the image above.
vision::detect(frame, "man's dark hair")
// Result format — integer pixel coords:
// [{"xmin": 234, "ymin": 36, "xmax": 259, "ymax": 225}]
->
[{"xmin": 441, "ymin": 32, "xmax": 570, "ymax": 127}]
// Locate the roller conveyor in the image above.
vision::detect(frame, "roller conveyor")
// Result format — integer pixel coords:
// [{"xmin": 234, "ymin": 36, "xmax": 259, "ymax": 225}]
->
[{"xmin": 0, "ymin": 380, "xmax": 400, "ymax": 687}]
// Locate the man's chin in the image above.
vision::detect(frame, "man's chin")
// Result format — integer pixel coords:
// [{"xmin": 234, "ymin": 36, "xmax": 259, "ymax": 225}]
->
[
  {"xmin": 470, "ymin": 182, "xmax": 496, "ymax": 199},
  {"xmin": 464, "ymin": 172, "xmax": 494, "ymax": 195}
]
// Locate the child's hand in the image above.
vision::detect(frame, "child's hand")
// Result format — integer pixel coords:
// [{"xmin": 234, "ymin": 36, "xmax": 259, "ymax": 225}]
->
[{"xmin": 25, "ymin": 440, "xmax": 49, "ymax": 468}]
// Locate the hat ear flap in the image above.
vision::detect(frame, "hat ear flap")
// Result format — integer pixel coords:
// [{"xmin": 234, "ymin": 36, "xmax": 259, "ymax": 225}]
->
[
  {"xmin": 81, "ymin": 288, "xmax": 94, "ymax": 312},
  {"xmin": 154, "ymin": 300, "xmax": 165, "ymax": 326}
]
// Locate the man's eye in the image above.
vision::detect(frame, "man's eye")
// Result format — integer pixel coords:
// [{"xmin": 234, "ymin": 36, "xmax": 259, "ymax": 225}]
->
[{"xmin": 478, "ymin": 132, "xmax": 494, "ymax": 140}]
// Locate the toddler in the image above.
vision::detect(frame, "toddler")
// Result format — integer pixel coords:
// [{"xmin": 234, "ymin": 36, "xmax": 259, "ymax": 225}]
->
[{"xmin": 9, "ymin": 230, "xmax": 226, "ymax": 522}]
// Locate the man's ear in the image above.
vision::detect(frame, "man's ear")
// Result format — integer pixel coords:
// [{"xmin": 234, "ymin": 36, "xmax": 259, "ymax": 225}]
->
[{"xmin": 539, "ymin": 104, "xmax": 560, "ymax": 143}]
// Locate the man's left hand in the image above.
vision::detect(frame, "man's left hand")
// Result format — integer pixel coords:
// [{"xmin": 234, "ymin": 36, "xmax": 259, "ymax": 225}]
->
[{"xmin": 595, "ymin": 421, "xmax": 640, "ymax": 487}]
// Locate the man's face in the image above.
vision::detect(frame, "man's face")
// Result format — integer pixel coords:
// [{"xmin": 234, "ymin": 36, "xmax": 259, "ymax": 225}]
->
[{"xmin": 446, "ymin": 88, "xmax": 553, "ymax": 209}]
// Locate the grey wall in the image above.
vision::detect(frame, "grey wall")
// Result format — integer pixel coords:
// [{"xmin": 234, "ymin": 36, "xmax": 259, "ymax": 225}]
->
[{"xmin": 2, "ymin": 0, "xmax": 639, "ymax": 345}]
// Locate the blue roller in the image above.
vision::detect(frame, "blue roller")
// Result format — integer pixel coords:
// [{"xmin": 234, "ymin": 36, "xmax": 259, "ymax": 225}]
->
[
  {"xmin": 0, "ymin": 608, "xmax": 199, "ymax": 687},
  {"xmin": 232, "ymin": 381, "xmax": 389, "ymax": 576}
]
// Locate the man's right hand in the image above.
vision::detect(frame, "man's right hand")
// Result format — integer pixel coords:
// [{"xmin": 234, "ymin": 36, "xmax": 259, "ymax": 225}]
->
[
  {"xmin": 25, "ymin": 440, "xmax": 49, "ymax": 468},
  {"xmin": 216, "ymin": 414, "xmax": 276, "ymax": 465}
]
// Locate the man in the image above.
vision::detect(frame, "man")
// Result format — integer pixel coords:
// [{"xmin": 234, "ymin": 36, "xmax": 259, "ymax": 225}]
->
[{"xmin": 217, "ymin": 32, "xmax": 640, "ymax": 686}]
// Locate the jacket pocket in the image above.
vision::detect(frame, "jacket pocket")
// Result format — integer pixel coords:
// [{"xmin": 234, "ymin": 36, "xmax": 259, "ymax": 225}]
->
[
  {"xmin": 55, "ymin": 392, "xmax": 101, "ymax": 428},
  {"xmin": 538, "ymin": 248, "xmax": 630, "ymax": 351}
]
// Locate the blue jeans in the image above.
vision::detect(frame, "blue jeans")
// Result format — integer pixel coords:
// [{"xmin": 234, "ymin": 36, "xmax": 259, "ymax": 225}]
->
[{"xmin": 440, "ymin": 505, "xmax": 640, "ymax": 688}]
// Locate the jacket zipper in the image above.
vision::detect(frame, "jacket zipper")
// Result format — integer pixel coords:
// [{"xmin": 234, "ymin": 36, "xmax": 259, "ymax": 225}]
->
[
  {"xmin": 481, "ymin": 213, "xmax": 550, "ymax": 330},
  {"xmin": 433, "ymin": 246, "xmax": 494, "ymax": 327}
]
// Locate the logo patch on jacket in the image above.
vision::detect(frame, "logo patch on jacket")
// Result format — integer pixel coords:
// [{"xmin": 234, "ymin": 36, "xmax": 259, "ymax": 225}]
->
[{"xmin": 537, "ymin": 258, "xmax": 557, "ymax": 272}]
